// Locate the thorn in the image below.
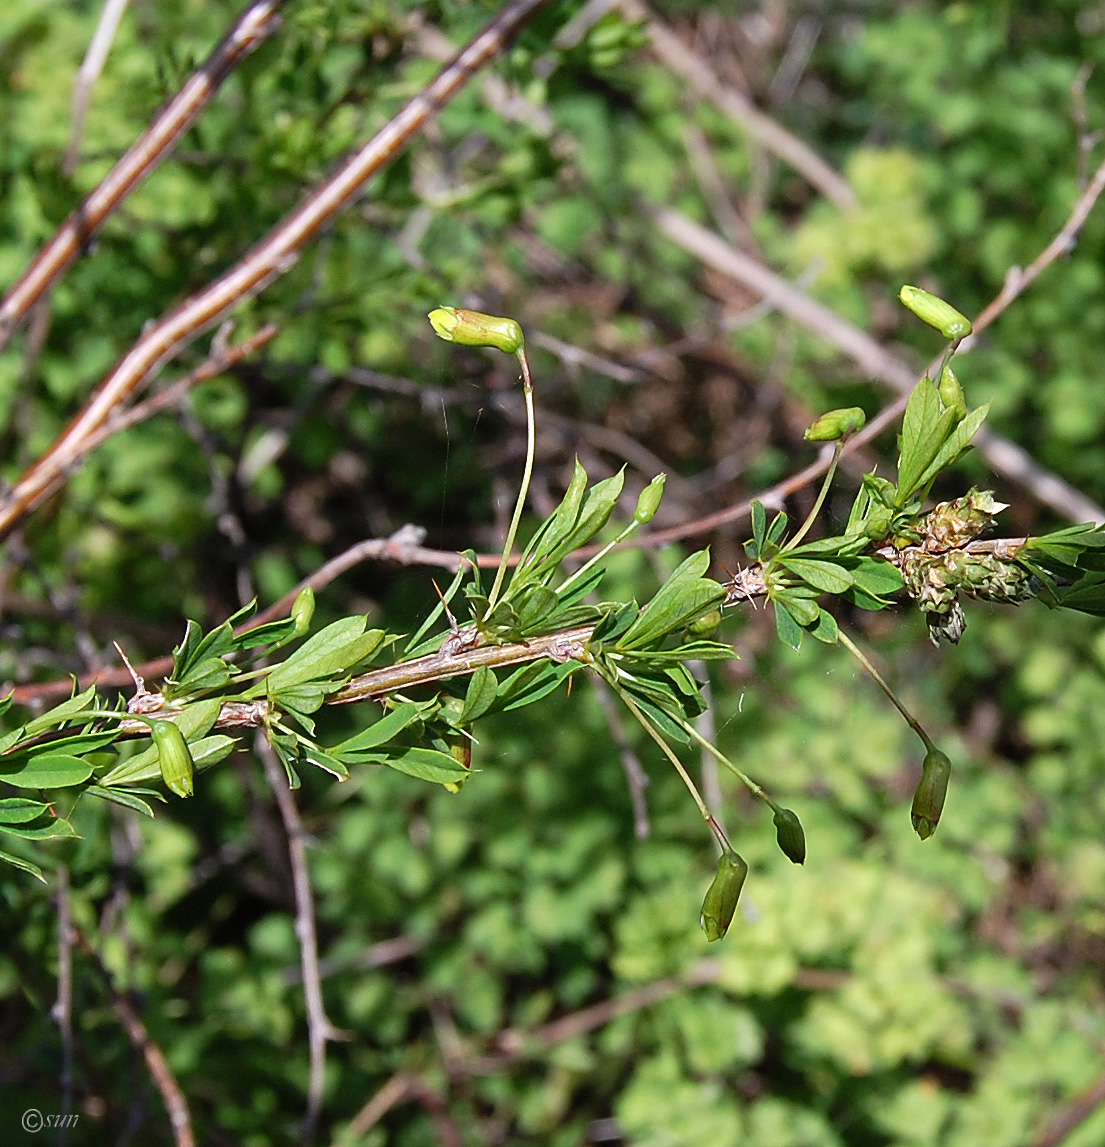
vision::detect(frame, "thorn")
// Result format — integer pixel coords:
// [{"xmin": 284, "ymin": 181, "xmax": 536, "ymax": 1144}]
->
[{"xmin": 113, "ymin": 641, "xmax": 145, "ymax": 693}]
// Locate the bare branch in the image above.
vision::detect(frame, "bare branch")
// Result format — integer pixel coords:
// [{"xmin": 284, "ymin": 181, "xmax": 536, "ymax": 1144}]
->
[
  {"xmin": 257, "ymin": 734, "xmax": 345, "ymax": 1143},
  {"xmin": 73, "ymin": 926, "xmax": 195, "ymax": 1147},
  {"xmin": 64, "ymin": 0, "xmax": 132, "ymax": 177},
  {"xmin": 0, "ymin": 0, "xmax": 288, "ymax": 351},
  {"xmin": 653, "ymin": 204, "xmax": 1105, "ymax": 525},
  {"xmin": 619, "ymin": 0, "xmax": 856, "ymax": 209},
  {"xmin": 0, "ymin": 0, "xmax": 558, "ymax": 543},
  {"xmin": 1033, "ymin": 1070, "xmax": 1105, "ymax": 1147}
]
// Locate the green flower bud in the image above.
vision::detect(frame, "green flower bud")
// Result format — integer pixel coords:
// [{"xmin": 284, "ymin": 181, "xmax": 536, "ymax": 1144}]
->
[
  {"xmin": 899, "ymin": 286, "xmax": 972, "ymax": 339},
  {"xmin": 938, "ymin": 364, "xmax": 966, "ymax": 419},
  {"xmin": 428, "ymin": 306, "xmax": 524, "ymax": 354},
  {"xmin": 291, "ymin": 586, "xmax": 315, "ymax": 637},
  {"xmin": 699, "ymin": 850, "xmax": 748, "ymax": 942},
  {"xmin": 686, "ymin": 608, "xmax": 722, "ymax": 638},
  {"xmin": 804, "ymin": 407, "xmax": 866, "ymax": 442},
  {"xmin": 772, "ymin": 806, "xmax": 806, "ymax": 865},
  {"xmin": 150, "ymin": 718, "xmax": 195, "ymax": 799},
  {"xmin": 911, "ymin": 748, "xmax": 951, "ymax": 839},
  {"xmin": 633, "ymin": 473, "xmax": 666, "ymax": 524}
]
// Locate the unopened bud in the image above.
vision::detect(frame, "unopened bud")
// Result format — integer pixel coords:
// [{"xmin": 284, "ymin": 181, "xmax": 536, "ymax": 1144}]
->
[
  {"xmin": 699, "ymin": 850, "xmax": 748, "ymax": 942},
  {"xmin": 772, "ymin": 807, "xmax": 806, "ymax": 865},
  {"xmin": 291, "ymin": 586, "xmax": 315, "ymax": 637},
  {"xmin": 687, "ymin": 608, "xmax": 722, "ymax": 638},
  {"xmin": 633, "ymin": 474, "xmax": 666, "ymax": 524},
  {"xmin": 899, "ymin": 286, "xmax": 972, "ymax": 339},
  {"xmin": 911, "ymin": 748, "xmax": 951, "ymax": 839},
  {"xmin": 428, "ymin": 307, "xmax": 524, "ymax": 354},
  {"xmin": 804, "ymin": 407, "xmax": 866, "ymax": 442},
  {"xmin": 150, "ymin": 718, "xmax": 195, "ymax": 799},
  {"xmin": 938, "ymin": 364, "xmax": 966, "ymax": 419}
]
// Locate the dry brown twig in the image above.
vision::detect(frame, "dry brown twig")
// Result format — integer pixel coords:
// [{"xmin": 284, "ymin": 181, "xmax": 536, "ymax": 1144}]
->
[
  {"xmin": 64, "ymin": 0, "xmax": 132, "ymax": 178},
  {"xmin": 0, "ymin": 0, "xmax": 558, "ymax": 543},
  {"xmin": 0, "ymin": 0, "xmax": 290, "ymax": 352}
]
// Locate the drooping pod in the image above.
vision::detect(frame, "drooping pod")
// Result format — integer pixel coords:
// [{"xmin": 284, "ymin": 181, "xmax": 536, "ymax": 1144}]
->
[
  {"xmin": 911, "ymin": 748, "xmax": 952, "ymax": 839},
  {"xmin": 700, "ymin": 850, "xmax": 749, "ymax": 942},
  {"xmin": 427, "ymin": 307, "xmax": 524, "ymax": 354},
  {"xmin": 150, "ymin": 718, "xmax": 195, "ymax": 798},
  {"xmin": 772, "ymin": 807, "xmax": 806, "ymax": 865}
]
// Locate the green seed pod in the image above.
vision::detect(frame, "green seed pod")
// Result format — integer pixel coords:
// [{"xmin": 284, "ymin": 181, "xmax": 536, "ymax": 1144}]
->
[
  {"xmin": 428, "ymin": 306, "xmax": 524, "ymax": 354},
  {"xmin": 686, "ymin": 608, "xmax": 722, "ymax": 638},
  {"xmin": 804, "ymin": 407, "xmax": 866, "ymax": 442},
  {"xmin": 772, "ymin": 807, "xmax": 806, "ymax": 865},
  {"xmin": 291, "ymin": 586, "xmax": 315, "ymax": 637},
  {"xmin": 911, "ymin": 748, "xmax": 952, "ymax": 839},
  {"xmin": 633, "ymin": 473, "xmax": 666, "ymax": 524},
  {"xmin": 699, "ymin": 850, "xmax": 748, "ymax": 942},
  {"xmin": 150, "ymin": 718, "xmax": 195, "ymax": 799},
  {"xmin": 899, "ymin": 286, "xmax": 972, "ymax": 339},
  {"xmin": 938, "ymin": 364, "xmax": 967, "ymax": 419}
]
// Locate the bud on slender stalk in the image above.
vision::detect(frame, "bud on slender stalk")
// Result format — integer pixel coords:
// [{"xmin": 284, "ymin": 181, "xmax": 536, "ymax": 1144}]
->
[
  {"xmin": 804, "ymin": 407, "xmax": 866, "ymax": 442},
  {"xmin": 428, "ymin": 307, "xmax": 524, "ymax": 354},
  {"xmin": 291, "ymin": 586, "xmax": 315, "ymax": 637},
  {"xmin": 899, "ymin": 286, "xmax": 972, "ymax": 339},
  {"xmin": 633, "ymin": 473, "xmax": 666, "ymax": 524},
  {"xmin": 911, "ymin": 748, "xmax": 952, "ymax": 839},
  {"xmin": 150, "ymin": 718, "xmax": 195, "ymax": 799},
  {"xmin": 772, "ymin": 807, "xmax": 806, "ymax": 864},
  {"xmin": 700, "ymin": 850, "xmax": 748, "ymax": 942}
]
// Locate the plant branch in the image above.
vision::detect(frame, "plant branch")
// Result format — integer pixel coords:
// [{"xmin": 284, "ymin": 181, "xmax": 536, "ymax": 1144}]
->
[
  {"xmin": 73, "ymin": 925, "xmax": 195, "ymax": 1147},
  {"xmin": 64, "ymin": 0, "xmax": 132, "ymax": 177},
  {"xmin": 0, "ymin": 0, "xmax": 559, "ymax": 542},
  {"xmin": 0, "ymin": 0, "xmax": 289, "ymax": 351}
]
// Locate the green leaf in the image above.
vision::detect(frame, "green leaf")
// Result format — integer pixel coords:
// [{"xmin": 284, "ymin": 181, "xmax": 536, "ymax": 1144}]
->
[
  {"xmin": 774, "ymin": 603, "xmax": 803, "ymax": 650},
  {"xmin": 0, "ymin": 798, "xmax": 49, "ymax": 824},
  {"xmin": 554, "ymin": 563, "xmax": 606, "ymax": 608},
  {"xmin": 618, "ymin": 551, "xmax": 724, "ymax": 650},
  {"xmin": 0, "ymin": 814, "xmax": 78, "ymax": 840},
  {"xmin": 751, "ymin": 500, "xmax": 766, "ymax": 550},
  {"xmin": 266, "ymin": 618, "xmax": 383, "ymax": 694},
  {"xmin": 516, "ymin": 585, "xmax": 560, "ymax": 631},
  {"xmin": 766, "ymin": 510, "xmax": 789, "ymax": 546},
  {"xmin": 0, "ymin": 849, "xmax": 45, "ymax": 882},
  {"xmin": 775, "ymin": 591, "xmax": 819, "ymax": 627},
  {"xmin": 382, "ymin": 746, "xmax": 471, "ymax": 786},
  {"xmin": 897, "ymin": 377, "xmax": 942, "ymax": 495},
  {"xmin": 331, "ymin": 702, "xmax": 428, "ymax": 761},
  {"xmin": 0, "ymin": 754, "xmax": 93, "ymax": 788},
  {"xmin": 590, "ymin": 601, "xmax": 639, "ymax": 644},
  {"xmin": 300, "ymin": 742, "xmax": 350, "ymax": 781},
  {"xmin": 82, "ymin": 786, "xmax": 157, "ymax": 817},
  {"xmin": 779, "ymin": 557, "xmax": 855, "ymax": 594},
  {"xmin": 843, "ymin": 556, "xmax": 905, "ymax": 597},
  {"xmin": 621, "ymin": 687, "xmax": 691, "ymax": 743},
  {"xmin": 911, "ymin": 402, "xmax": 991, "ymax": 494},
  {"xmin": 807, "ymin": 610, "xmax": 839, "ymax": 643},
  {"xmin": 560, "ymin": 467, "xmax": 625, "ymax": 553},
  {"xmin": 22, "ymin": 684, "xmax": 100, "ymax": 737},
  {"xmin": 459, "ymin": 667, "xmax": 498, "ymax": 724},
  {"xmin": 514, "ymin": 459, "xmax": 588, "ymax": 579},
  {"xmin": 496, "ymin": 661, "xmax": 578, "ymax": 711}
]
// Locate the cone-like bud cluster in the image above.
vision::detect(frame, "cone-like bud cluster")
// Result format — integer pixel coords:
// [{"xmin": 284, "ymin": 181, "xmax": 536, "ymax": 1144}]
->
[
  {"xmin": 700, "ymin": 850, "xmax": 748, "ymax": 942},
  {"xmin": 772, "ymin": 807, "xmax": 806, "ymax": 865},
  {"xmin": 428, "ymin": 307, "xmax": 524, "ymax": 354},
  {"xmin": 899, "ymin": 286, "xmax": 972, "ymax": 339},
  {"xmin": 922, "ymin": 489, "xmax": 1007, "ymax": 551},
  {"xmin": 804, "ymin": 407, "xmax": 866, "ymax": 442},
  {"xmin": 911, "ymin": 748, "xmax": 952, "ymax": 839}
]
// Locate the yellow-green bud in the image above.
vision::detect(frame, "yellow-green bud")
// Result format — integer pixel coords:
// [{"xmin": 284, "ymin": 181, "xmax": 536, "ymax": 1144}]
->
[
  {"xmin": 899, "ymin": 286, "xmax": 972, "ymax": 340},
  {"xmin": 804, "ymin": 407, "xmax": 866, "ymax": 442},
  {"xmin": 687, "ymin": 608, "xmax": 722, "ymax": 638},
  {"xmin": 291, "ymin": 586, "xmax": 315, "ymax": 637},
  {"xmin": 428, "ymin": 307, "xmax": 524, "ymax": 354},
  {"xmin": 699, "ymin": 850, "xmax": 748, "ymax": 942},
  {"xmin": 772, "ymin": 807, "xmax": 806, "ymax": 865},
  {"xmin": 150, "ymin": 718, "xmax": 195, "ymax": 799},
  {"xmin": 938, "ymin": 364, "xmax": 966, "ymax": 419},
  {"xmin": 911, "ymin": 748, "xmax": 951, "ymax": 840},
  {"xmin": 633, "ymin": 474, "xmax": 666, "ymax": 524}
]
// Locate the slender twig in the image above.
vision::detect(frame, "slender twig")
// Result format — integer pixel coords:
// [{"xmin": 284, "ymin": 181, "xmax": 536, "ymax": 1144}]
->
[
  {"xmin": 257, "ymin": 734, "xmax": 344, "ymax": 1143},
  {"xmin": 0, "ymin": 0, "xmax": 558, "ymax": 543},
  {"xmin": 64, "ymin": 0, "xmax": 132, "ymax": 176},
  {"xmin": 618, "ymin": 0, "xmax": 856, "ymax": 208},
  {"xmin": 782, "ymin": 440, "xmax": 843, "ymax": 552},
  {"xmin": 50, "ymin": 865, "xmax": 76, "ymax": 1147},
  {"xmin": 1033, "ymin": 1069, "xmax": 1105, "ymax": 1147},
  {"xmin": 0, "ymin": 0, "xmax": 289, "ymax": 351},
  {"xmin": 337, "ymin": 1073, "xmax": 416, "ymax": 1143},
  {"xmin": 653, "ymin": 200, "xmax": 1105, "ymax": 525},
  {"xmin": 73, "ymin": 926, "xmax": 195, "ymax": 1147}
]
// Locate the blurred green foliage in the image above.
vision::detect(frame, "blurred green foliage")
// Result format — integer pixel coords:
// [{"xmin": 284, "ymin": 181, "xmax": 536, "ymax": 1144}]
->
[{"xmin": 3, "ymin": 0, "xmax": 1105, "ymax": 1144}]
